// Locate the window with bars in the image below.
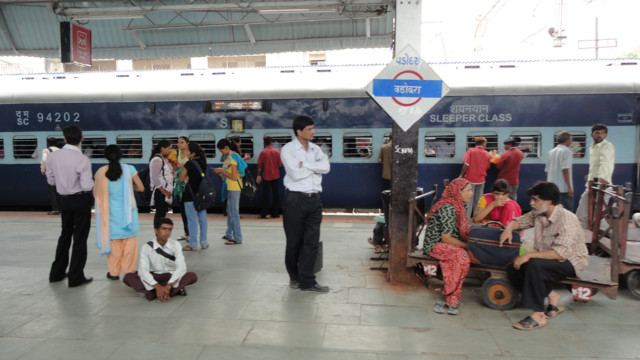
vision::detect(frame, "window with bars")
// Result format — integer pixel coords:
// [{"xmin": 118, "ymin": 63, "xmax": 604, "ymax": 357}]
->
[
  {"xmin": 425, "ymin": 131, "xmax": 455, "ymax": 158},
  {"xmin": 510, "ymin": 132, "xmax": 541, "ymax": 158},
  {"xmin": 81, "ymin": 136, "xmax": 107, "ymax": 159},
  {"xmin": 117, "ymin": 136, "xmax": 143, "ymax": 159},
  {"xmin": 343, "ymin": 133, "xmax": 373, "ymax": 159},
  {"xmin": 311, "ymin": 133, "xmax": 332, "ymax": 158},
  {"xmin": 189, "ymin": 134, "xmax": 216, "ymax": 159},
  {"xmin": 466, "ymin": 132, "xmax": 498, "ymax": 153},
  {"xmin": 13, "ymin": 136, "xmax": 38, "ymax": 159},
  {"xmin": 554, "ymin": 131, "xmax": 586, "ymax": 158},
  {"xmin": 227, "ymin": 133, "xmax": 254, "ymax": 159},
  {"xmin": 267, "ymin": 133, "xmax": 292, "ymax": 152}
]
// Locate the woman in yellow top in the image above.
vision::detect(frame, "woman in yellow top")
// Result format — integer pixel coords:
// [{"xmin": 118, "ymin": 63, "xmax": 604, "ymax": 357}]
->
[{"xmin": 214, "ymin": 138, "xmax": 247, "ymax": 245}]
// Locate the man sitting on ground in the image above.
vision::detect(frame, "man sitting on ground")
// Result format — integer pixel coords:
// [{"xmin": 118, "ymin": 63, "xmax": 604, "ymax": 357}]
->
[
  {"xmin": 123, "ymin": 218, "xmax": 197, "ymax": 302},
  {"xmin": 499, "ymin": 182, "xmax": 588, "ymax": 330}
]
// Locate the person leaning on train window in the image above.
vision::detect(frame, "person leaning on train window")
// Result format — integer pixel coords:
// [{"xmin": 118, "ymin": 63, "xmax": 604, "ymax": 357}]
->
[
  {"xmin": 149, "ymin": 139, "xmax": 175, "ymax": 227},
  {"xmin": 500, "ymin": 181, "xmax": 588, "ymax": 330},
  {"xmin": 496, "ymin": 137, "xmax": 524, "ymax": 201},
  {"xmin": 93, "ymin": 145, "xmax": 144, "ymax": 281},
  {"xmin": 41, "ymin": 138, "xmax": 60, "ymax": 215},
  {"xmin": 459, "ymin": 136, "xmax": 492, "ymax": 219},
  {"xmin": 472, "ymin": 179, "xmax": 522, "ymax": 226},
  {"xmin": 422, "ymin": 178, "xmax": 473, "ymax": 315}
]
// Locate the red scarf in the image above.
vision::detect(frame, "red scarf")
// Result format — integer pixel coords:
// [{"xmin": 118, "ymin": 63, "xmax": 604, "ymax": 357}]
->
[{"xmin": 426, "ymin": 178, "xmax": 470, "ymax": 241}]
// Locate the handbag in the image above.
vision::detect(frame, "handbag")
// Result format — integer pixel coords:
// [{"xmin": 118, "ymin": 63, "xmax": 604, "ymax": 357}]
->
[{"xmin": 467, "ymin": 221, "xmax": 521, "ymax": 267}]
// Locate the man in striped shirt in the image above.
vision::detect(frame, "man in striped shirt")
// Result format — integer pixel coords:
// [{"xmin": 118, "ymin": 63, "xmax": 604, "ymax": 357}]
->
[{"xmin": 500, "ymin": 182, "xmax": 588, "ymax": 330}]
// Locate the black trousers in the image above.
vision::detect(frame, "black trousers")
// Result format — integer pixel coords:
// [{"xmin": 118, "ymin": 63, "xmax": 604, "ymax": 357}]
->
[
  {"xmin": 507, "ymin": 258, "xmax": 576, "ymax": 312},
  {"xmin": 283, "ymin": 190, "xmax": 322, "ymax": 288},
  {"xmin": 49, "ymin": 192, "xmax": 92, "ymax": 286},
  {"xmin": 260, "ymin": 179, "xmax": 281, "ymax": 218},
  {"xmin": 47, "ymin": 184, "xmax": 59, "ymax": 212},
  {"xmin": 153, "ymin": 189, "xmax": 169, "ymax": 228}
]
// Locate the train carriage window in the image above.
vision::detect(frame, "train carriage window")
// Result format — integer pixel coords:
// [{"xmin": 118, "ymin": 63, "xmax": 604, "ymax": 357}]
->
[
  {"xmin": 117, "ymin": 136, "xmax": 143, "ymax": 159},
  {"xmin": 311, "ymin": 133, "xmax": 332, "ymax": 157},
  {"xmin": 510, "ymin": 132, "xmax": 541, "ymax": 158},
  {"xmin": 226, "ymin": 133, "xmax": 254, "ymax": 159},
  {"xmin": 152, "ymin": 135, "xmax": 179, "ymax": 152},
  {"xmin": 82, "ymin": 136, "xmax": 107, "ymax": 159},
  {"xmin": 267, "ymin": 133, "xmax": 292, "ymax": 152},
  {"xmin": 343, "ymin": 133, "xmax": 373, "ymax": 159},
  {"xmin": 189, "ymin": 134, "xmax": 216, "ymax": 159},
  {"xmin": 554, "ymin": 131, "xmax": 586, "ymax": 158},
  {"xmin": 0, "ymin": 138, "xmax": 4, "ymax": 159},
  {"xmin": 425, "ymin": 131, "xmax": 455, "ymax": 158},
  {"xmin": 466, "ymin": 132, "xmax": 498, "ymax": 153},
  {"xmin": 13, "ymin": 136, "xmax": 38, "ymax": 159}
]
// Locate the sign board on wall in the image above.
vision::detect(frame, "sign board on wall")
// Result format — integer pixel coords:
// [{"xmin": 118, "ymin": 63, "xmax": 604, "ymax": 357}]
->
[{"xmin": 60, "ymin": 22, "xmax": 92, "ymax": 67}]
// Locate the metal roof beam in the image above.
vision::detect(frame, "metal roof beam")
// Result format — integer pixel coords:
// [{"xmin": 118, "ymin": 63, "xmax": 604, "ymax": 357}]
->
[{"xmin": 124, "ymin": 13, "xmax": 385, "ymax": 31}]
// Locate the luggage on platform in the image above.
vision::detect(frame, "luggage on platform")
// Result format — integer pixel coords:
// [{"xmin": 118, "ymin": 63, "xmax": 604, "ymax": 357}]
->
[{"xmin": 467, "ymin": 222, "xmax": 521, "ymax": 267}]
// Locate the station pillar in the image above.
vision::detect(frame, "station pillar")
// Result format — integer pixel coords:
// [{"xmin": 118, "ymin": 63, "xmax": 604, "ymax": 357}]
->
[{"xmin": 387, "ymin": 0, "xmax": 423, "ymax": 284}]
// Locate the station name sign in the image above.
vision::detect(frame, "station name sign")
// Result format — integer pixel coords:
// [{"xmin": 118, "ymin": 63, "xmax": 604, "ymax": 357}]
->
[{"xmin": 60, "ymin": 22, "xmax": 92, "ymax": 67}]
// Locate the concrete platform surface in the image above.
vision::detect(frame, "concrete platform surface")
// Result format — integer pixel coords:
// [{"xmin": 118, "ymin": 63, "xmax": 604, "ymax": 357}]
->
[{"xmin": 1, "ymin": 211, "xmax": 640, "ymax": 360}]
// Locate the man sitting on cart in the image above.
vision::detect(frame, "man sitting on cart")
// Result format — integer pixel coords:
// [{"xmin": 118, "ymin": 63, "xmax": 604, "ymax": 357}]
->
[{"xmin": 500, "ymin": 181, "xmax": 588, "ymax": 330}]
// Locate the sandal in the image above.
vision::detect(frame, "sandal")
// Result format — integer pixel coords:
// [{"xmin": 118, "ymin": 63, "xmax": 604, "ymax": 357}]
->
[
  {"xmin": 182, "ymin": 245, "xmax": 197, "ymax": 251},
  {"xmin": 433, "ymin": 301, "xmax": 446, "ymax": 314},
  {"xmin": 224, "ymin": 240, "xmax": 241, "ymax": 245},
  {"xmin": 513, "ymin": 316, "xmax": 546, "ymax": 330},
  {"xmin": 544, "ymin": 304, "xmax": 565, "ymax": 319}
]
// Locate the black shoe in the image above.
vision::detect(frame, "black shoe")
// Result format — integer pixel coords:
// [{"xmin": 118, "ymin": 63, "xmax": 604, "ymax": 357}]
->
[
  {"xmin": 69, "ymin": 277, "xmax": 93, "ymax": 287},
  {"xmin": 289, "ymin": 280, "xmax": 299, "ymax": 289},
  {"xmin": 106, "ymin": 272, "xmax": 120, "ymax": 281},
  {"xmin": 49, "ymin": 273, "xmax": 68, "ymax": 283},
  {"xmin": 300, "ymin": 284, "xmax": 330, "ymax": 293}
]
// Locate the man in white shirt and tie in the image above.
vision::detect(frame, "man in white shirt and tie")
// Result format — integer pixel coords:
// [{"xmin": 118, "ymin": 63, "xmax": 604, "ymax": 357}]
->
[
  {"xmin": 123, "ymin": 218, "xmax": 198, "ymax": 301},
  {"xmin": 281, "ymin": 115, "xmax": 331, "ymax": 292}
]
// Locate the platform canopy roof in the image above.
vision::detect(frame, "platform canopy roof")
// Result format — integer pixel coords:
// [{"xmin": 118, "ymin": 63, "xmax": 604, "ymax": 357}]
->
[{"xmin": 0, "ymin": 0, "xmax": 395, "ymax": 60}]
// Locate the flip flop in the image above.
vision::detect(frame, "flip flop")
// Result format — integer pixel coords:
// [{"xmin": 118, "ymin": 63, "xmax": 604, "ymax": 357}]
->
[
  {"xmin": 513, "ymin": 316, "xmax": 546, "ymax": 330},
  {"xmin": 182, "ymin": 245, "xmax": 197, "ymax": 251},
  {"xmin": 544, "ymin": 304, "xmax": 565, "ymax": 319}
]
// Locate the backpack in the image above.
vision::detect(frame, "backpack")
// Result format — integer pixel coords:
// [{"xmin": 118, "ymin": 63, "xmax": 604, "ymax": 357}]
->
[
  {"xmin": 187, "ymin": 159, "xmax": 216, "ymax": 211},
  {"xmin": 237, "ymin": 168, "xmax": 257, "ymax": 200},
  {"xmin": 139, "ymin": 155, "xmax": 162, "ymax": 203}
]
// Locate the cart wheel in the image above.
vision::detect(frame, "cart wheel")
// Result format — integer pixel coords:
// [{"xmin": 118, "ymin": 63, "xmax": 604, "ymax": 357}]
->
[
  {"xmin": 482, "ymin": 277, "xmax": 518, "ymax": 310},
  {"xmin": 626, "ymin": 270, "xmax": 640, "ymax": 300}
]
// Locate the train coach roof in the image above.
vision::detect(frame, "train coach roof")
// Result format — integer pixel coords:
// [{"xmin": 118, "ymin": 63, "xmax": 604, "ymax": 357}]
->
[{"xmin": 0, "ymin": 60, "xmax": 638, "ymax": 104}]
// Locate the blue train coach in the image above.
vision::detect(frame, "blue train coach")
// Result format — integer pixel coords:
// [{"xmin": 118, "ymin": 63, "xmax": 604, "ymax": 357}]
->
[{"xmin": 0, "ymin": 60, "xmax": 638, "ymax": 209}]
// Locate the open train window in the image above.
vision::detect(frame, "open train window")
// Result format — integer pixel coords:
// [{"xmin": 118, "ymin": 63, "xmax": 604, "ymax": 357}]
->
[
  {"xmin": 0, "ymin": 138, "xmax": 4, "ymax": 159},
  {"xmin": 466, "ymin": 132, "xmax": 498, "ymax": 153},
  {"xmin": 312, "ymin": 133, "xmax": 332, "ymax": 157},
  {"xmin": 152, "ymin": 135, "xmax": 179, "ymax": 152},
  {"xmin": 267, "ymin": 133, "xmax": 292, "ymax": 152},
  {"xmin": 189, "ymin": 134, "xmax": 216, "ymax": 159},
  {"xmin": 343, "ymin": 133, "xmax": 373, "ymax": 159},
  {"xmin": 554, "ymin": 131, "xmax": 586, "ymax": 159},
  {"xmin": 510, "ymin": 132, "xmax": 541, "ymax": 158},
  {"xmin": 425, "ymin": 131, "xmax": 455, "ymax": 158},
  {"xmin": 82, "ymin": 136, "xmax": 107, "ymax": 159},
  {"xmin": 13, "ymin": 136, "xmax": 38, "ymax": 159},
  {"xmin": 117, "ymin": 136, "xmax": 143, "ymax": 159},
  {"xmin": 226, "ymin": 133, "xmax": 254, "ymax": 159}
]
